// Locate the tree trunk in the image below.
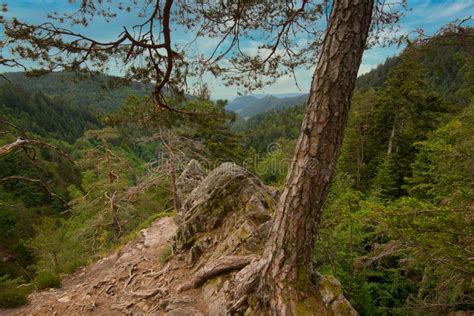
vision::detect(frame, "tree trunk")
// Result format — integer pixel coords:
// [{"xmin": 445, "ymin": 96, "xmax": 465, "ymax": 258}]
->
[
  {"xmin": 258, "ymin": 0, "xmax": 374, "ymax": 312},
  {"xmin": 387, "ymin": 119, "xmax": 396, "ymax": 154}
]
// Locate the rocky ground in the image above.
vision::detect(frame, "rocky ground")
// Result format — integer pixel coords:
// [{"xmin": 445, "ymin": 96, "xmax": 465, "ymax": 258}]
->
[{"xmin": 4, "ymin": 161, "xmax": 356, "ymax": 315}]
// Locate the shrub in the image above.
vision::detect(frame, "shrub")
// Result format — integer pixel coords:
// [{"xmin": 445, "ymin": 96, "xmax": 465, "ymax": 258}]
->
[
  {"xmin": 33, "ymin": 271, "xmax": 61, "ymax": 290},
  {"xmin": 0, "ymin": 275, "xmax": 30, "ymax": 308},
  {"xmin": 62, "ymin": 259, "xmax": 87, "ymax": 275}
]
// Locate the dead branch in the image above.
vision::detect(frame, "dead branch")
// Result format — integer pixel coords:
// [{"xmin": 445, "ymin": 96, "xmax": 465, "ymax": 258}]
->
[
  {"xmin": 0, "ymin": 137, "xmax": 73, "ymax": 163},
  {"xmin": 0, "ymin": 119, "xmax": 27, "ymax": 137},
  {"xmin": 0, "ymin": 138, "xmax": 28, "ymax": 156},
  {"xmin": 0, "ymin": 176, "xmax": 68, "ymax": 206}
]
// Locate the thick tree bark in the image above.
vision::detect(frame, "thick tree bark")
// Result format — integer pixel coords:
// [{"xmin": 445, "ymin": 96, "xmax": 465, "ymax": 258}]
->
[{"xmin": 257, "ymin": 0, "xmax": 374, "ymax": 313}]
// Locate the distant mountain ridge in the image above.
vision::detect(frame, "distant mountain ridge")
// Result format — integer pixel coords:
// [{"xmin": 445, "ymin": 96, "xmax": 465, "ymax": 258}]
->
[
  {"xmin": 2, "ymin": 72, "xmax": 152, "ymax": 112},
  {"xmin": 227, "ymin": 94, "xmax": 309, "ymax": 118},
  {"xmin": 0, "ymin": 83, "xmax": 100, "ymax": 142},
  {"xmin": 227, "ymin": 28, "xmax": 474, "ymax": 118}
]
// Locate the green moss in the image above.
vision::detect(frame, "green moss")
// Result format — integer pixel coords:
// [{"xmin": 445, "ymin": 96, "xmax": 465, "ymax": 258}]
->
[
  {"xmin": 296, "ymin": 265, "xmax": 309, "ymax": 290},
  {"xmin": 331, "ymin": 300, "xmax": 353, "ymax": 316},
  {"xmin": 262, "ymin": 192, "xmax": 277, "ymax": 213},
  {"xmin": 237, "ymin": 226, "xmax": 250, "ymax": 241},
  {"xmin": 320, "ymin": 276, "xmax": 342, "ymax": 298},
  {"xmin": 296, "ymin": 296, "xmax": 324, "ymax": 316},
  {"xmin": 248, "ymin": 295, "xmax": 258, "ymax": 309},
  {"xmin": 206, "ymin": 277, "xmax": 219, "ymax": 286}
]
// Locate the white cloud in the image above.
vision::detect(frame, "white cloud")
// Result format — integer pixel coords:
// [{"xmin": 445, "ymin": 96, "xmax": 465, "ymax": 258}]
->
[
  {"xmin": 358, "ymin": 64, "xmax": 377, "ymax": 76},
  {"xmin": 426, "ymin": 1, "xmax": 474, "ymax": 22}
]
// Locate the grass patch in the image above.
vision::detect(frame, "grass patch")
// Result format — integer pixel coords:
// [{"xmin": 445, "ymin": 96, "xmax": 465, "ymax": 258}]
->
[
  {"xmin": 33, "ymin": 271, "xmax": 61, "ymax": 290},
  {"xmin": 157, "ymin": 243, "xmax": 173, "ymax": 265}
]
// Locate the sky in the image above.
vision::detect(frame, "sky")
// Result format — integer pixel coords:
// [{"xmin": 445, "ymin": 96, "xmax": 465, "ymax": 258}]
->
[{"xmin": 1, "ymin": 0, "xmax": 473, "ymax": 100}]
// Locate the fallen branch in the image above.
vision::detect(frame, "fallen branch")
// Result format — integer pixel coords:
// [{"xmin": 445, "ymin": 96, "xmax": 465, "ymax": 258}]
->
[
  {"xmin": 177, "ymin": 255, "xmax": 256, "ymax": 293},
  {"xmin": 0, "ymin": 137, "xmax": 73, "ymax": 163},
  {"xmin": 0, "ymin": 138, "xmax": 28, "ymax": 156}
]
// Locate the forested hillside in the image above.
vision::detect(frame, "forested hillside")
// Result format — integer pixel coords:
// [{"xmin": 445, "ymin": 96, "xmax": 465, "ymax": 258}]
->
[
  {"xmin": 230, "ymin": 29, "xmax": 473, "ymax": 121},
  {"xmin": 0, "ymin": 13, "xmax": 472, "ymax": 315},
  {"xmin": 227, "ymin": 93, "xmax": 308, "ymax": 118},
  {"xmin": 0, "ymin": 88, "xmax": 245, "ymax": 305},
  {"xmin": 237, "ymin": 30, "xmax": 474, "ymax": 314},
  {"xmin": 3, "ymin": 72, "xmax": 152, "ymax": 112},
  {"xmin": 0, "ymin": 84, "xmax": 100, "ymax": 142}
]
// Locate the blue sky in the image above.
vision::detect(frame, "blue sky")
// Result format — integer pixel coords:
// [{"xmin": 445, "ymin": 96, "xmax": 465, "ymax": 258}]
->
[{"xmin": 1, "ymin": 0, "xmax": 473, "ymax": 99}]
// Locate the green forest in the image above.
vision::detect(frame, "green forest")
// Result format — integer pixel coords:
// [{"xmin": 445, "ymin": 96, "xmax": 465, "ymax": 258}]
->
[
  {"xmin": 239, "ymin": 31, "xmax": 474, "ymax": 315},
  {"xmin": 0, "ymin": 2, "xmax": 473, "ymax": 314}
]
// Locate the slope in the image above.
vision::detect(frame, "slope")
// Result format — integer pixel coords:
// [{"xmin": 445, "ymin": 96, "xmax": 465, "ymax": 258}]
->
[
  {"xmin": 0, "ymin": 83, "xmax": 100, "ymax": 143},
  {"xmin": 4, "ymin": 161, "xmax": 355, "ymax": 315},
  {"xmin": 3, "ymin": 72, "xmax": 152, "ymax": 112}
]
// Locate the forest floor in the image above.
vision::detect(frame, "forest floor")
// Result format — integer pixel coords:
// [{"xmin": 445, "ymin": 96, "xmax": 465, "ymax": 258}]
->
[{"xmin": 2, "ymin": 216, "xmax": 210, "ymax": 315}]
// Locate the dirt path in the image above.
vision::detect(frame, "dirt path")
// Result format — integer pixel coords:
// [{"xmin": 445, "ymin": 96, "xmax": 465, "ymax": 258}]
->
[{"xmin": 2, "ymin": 217, "xmax": 196, "ymax": 315}]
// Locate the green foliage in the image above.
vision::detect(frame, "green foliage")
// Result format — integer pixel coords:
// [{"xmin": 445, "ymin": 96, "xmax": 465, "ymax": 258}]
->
[
  {"xmin": 314, "ymin": 106, "xmax": 474, "ymax": 313},
  {"xmin": 33, "ymin": 271, "xmax": 61, "ymax": 290},
  {"xmin": 4, "ymin": 71, "xmax": 152, "ymax": 112},
  {"xmin": 238, "ymin": 30, "xmax": 474, "ymax": 314},
  {"xmin": 357, "ymin": 57, "xmax": 400, "ymax": 91},
  {"xmin": 0, "ymin": 83, "xmax": 100, "ymax": 142},
  {"xmin": 236, "ymin": 105, "xmax": 304, "ymax": 153},
  {"xmin": 228, "ymin": 94, "xmax": 308, "ymax": 118},
  {"xmin": 371, "ymin": 154, "xmax": 398, "ymax": 200},
  {"xmin": 364, "ymin": 57, "xmax": 447, "ymax": 197},
  {"xmin": 405, "ymin": 102, "xmax": 474, "ymax": 207},
  {"xmin": 106, "ymin": 95, "xmax": 245, "ymax": 164},
  {"xmin": 0, "ymin": 275, "xmax": 30, "ymax": 308},
  {"xmin": 29, "ymin": 217, "xmax": 68, "ymax": 273},
  {"xmin": 252, "ymin": 139, "xmax": 295, "ymax": 187},
  {"xmin": 0, "ymin": 23, "xmax": 471, "ymax": 314},
  {"xmin": 27, "ymin": 129, "xmax": 174, "ymax": 275},
  {"xmin": 338, "ymin": 89, "xmax": 378, "ymax": 190}
]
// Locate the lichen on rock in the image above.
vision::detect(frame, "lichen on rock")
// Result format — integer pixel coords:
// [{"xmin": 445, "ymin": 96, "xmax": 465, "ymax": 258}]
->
[{"xmin": 173, "ymin": 162, "xmax": 275, "ymax": 264}]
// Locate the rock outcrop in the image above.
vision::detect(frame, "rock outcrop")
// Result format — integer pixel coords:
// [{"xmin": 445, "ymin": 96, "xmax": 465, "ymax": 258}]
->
[
  {"xmin": 5, "ymin": 162, "xmax": 355, "ymax": 315},
  {"xmin": 174, "ymin": 162, "xmax": 275, "ymax": 264},
  {"xmin": 176, "ymin": 159, "xmax": 207, "ymax": 201}
]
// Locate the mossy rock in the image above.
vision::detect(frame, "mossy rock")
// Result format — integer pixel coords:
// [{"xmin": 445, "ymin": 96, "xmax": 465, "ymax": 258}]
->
[{"xmin": 173, "ymin": 163, "xmax": 275, "ymax": 262}]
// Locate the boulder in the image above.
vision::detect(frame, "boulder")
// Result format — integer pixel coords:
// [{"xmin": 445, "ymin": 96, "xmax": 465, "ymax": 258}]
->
[{"xmin": 173, "ymin": 162, "xmax": 276, "ymax": 265}]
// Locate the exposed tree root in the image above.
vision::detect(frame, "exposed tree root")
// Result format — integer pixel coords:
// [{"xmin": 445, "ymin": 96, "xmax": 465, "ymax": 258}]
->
[
  {"xmin": 177, "ymin": 255, "xmax": 257, "ymax": 293},
  {"xmin": 226, "ymin": 259, "xmax": 266, "ymax": 313}
]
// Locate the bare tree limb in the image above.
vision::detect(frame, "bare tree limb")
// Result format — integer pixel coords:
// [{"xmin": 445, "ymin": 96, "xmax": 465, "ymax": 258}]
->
[
  {"xmin": 0, "ymin": 176, "xmax": 68, "ymax": 206},
  {"xmin": 0, "ymin": 137, "xmax": 73, "ymax": 163}
]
